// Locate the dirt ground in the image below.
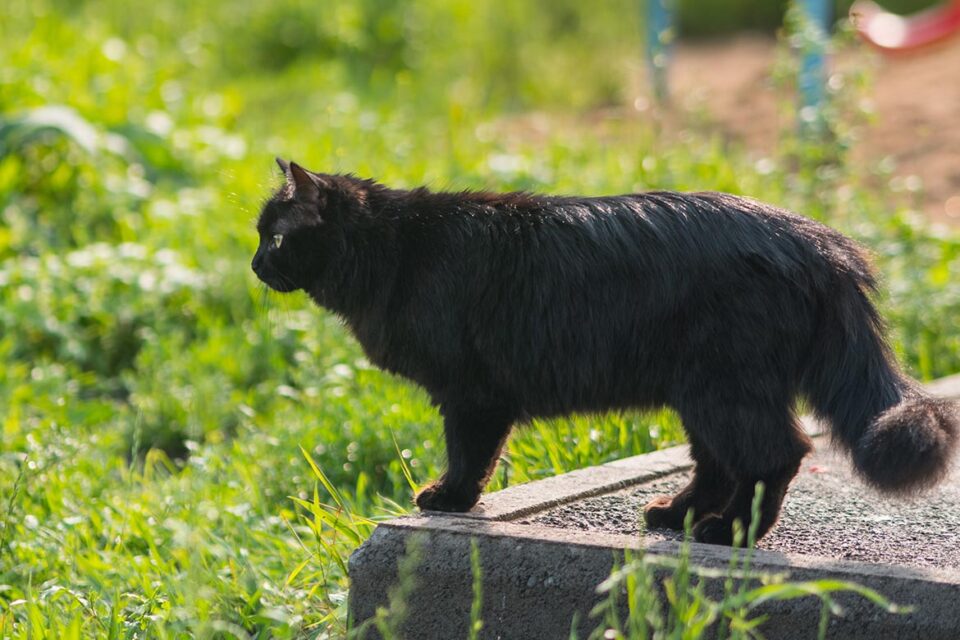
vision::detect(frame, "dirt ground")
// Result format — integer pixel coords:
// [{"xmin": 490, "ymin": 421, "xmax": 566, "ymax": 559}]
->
[{"xmin": 667, "ymin": 33, "xmax": 960, "ymax": 226}]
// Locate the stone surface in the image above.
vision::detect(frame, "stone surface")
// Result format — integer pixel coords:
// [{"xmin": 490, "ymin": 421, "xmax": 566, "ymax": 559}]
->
[
  {"xmin": 525, "ymin": 446, "xmax": 960, "ymax": 570},
  {"xmin": 349, "ymin": 373, "xmax": 960, "ymax": 639}
]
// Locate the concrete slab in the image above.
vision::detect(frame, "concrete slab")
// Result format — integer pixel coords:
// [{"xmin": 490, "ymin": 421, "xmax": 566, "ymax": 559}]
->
[
  {"xmin": 526, "ymin": 445, "xmax": 960, "ymax": 570},
  {"xmin": 349, "ymin": 374, "xmax": 960, "ymax": 639}
]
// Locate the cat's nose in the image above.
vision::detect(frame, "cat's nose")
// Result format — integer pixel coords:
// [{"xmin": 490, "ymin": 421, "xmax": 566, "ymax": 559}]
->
[{"xmin": 251, "ymin": 253, "xmax": 263, "ymax": 272}]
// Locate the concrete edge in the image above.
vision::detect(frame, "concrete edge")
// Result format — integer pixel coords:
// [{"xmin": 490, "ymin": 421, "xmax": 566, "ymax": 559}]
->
[
  {"xmin": 926, "ymin": 372, "xmax": 960, "ymax": 398},
  {"xmin": 462, "ymin": 445, "xmax": 693, "ymax": 521},
  {"xmin": 384, "ymin": 514, "xmax": 960, "ymax": 586},
  {"xmin": 349, "ymin": 518, "xmax": 960, "ymax": 640}
]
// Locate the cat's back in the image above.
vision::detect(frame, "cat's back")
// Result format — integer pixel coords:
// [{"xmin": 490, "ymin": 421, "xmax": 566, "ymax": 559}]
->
[
  {"xmin": 412, "ymin": 188, "xmax": 865, "ymax": 278},
  {"xmin": 389, "ymin": 186, "xmax": 873, "ymax": 300}
]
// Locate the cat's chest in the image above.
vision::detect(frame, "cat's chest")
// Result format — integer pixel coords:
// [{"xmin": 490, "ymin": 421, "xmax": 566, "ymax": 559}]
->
[{"xmin": 348, "ymin": 313, "xmax": 432, "ymax": 383}]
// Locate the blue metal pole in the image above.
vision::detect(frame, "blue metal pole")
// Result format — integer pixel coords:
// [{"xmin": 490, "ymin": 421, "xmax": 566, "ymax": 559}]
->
[
  {"xmin": 645, "ymin": 0, "xmax": 674, "ymax": 102},
  {"xmin": 798, "ymin": 0, "xmax": 832, "ymax": 134}
]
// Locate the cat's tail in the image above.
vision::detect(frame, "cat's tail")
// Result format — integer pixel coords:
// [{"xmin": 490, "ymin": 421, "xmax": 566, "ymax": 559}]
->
[{"xmin": 802, "ymin": 267, "xmax": 959, "ymax": 495}]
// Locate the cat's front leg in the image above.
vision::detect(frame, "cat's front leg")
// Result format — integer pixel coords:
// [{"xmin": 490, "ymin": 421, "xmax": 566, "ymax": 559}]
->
[
  {"xmin": 415, "ymin": 403, "xmax": 515, "ymax": 513},
  {"xmin": 644, "ymin": 440, "xmax": 734, "ymax": 530},
  {"xmin": 414, "ymin": 479, "xmax": 477, "ymax": 512}
]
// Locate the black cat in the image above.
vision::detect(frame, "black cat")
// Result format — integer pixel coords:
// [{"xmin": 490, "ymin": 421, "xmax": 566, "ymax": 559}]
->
[{"xmin": 253, "ymin": 159, "xmax": 958, "ymax": 545}]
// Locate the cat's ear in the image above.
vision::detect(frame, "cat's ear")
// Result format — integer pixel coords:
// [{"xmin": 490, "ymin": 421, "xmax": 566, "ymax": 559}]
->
[
  {"xmin": 275, "ymin": 157, "xmax": 290, "ymax": 175},
  {"xmin": 288, "ymin": 161, "xmax": 324, "ymax": 204}
]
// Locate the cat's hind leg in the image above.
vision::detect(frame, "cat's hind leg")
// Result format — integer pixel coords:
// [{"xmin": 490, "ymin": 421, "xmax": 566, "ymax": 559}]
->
[
  {"xmin": 690, "ymin": 408, "xmax": 811, "ymax": 546},
  {"xmin": 415, "ymin": 403, "xmax": 515, "ymax": 513},
  {"xmin": 692, "ymin": 458, "xmax": 804, "ymax": 545},
  {"xmin": 643, "ymin": 437, "xmax": 735, "ymax": 530}
]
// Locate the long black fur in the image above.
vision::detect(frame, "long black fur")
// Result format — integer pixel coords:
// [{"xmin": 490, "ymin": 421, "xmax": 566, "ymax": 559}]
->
[{"xmin": 253, "ymin": 161, "xmax": 959, "ymax": 544}]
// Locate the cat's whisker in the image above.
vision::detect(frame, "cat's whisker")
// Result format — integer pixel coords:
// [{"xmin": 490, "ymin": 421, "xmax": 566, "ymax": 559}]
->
[
  {"xmin": 255, "ymin": 285, "xmax": 274, "ymax": 336},
  {"xmin": 257, "ymin": 284, "xmax": 270, "ymax": 317},
  {"xmin": 275, "ymin": 271, "xmax": 296, "ymax": 291}
]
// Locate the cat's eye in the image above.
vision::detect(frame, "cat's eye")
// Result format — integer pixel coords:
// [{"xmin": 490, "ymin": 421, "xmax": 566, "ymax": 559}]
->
[{"xmin": 272, "ymin": 234, "xmax": 283, "ymax": 249}]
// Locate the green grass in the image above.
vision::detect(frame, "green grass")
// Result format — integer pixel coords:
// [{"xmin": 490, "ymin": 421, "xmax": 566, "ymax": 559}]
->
[
  {"xmin": 2, "ymin": 0, "xmax": 959, "ymax": 637},
  {"xmin": 587, "ymin": 503, "xmax": 906, "ymax": 640}
]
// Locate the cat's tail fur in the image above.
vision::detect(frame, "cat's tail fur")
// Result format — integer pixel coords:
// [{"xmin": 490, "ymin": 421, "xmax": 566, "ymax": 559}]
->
[{"xmin": 802, "ymin": 257, "xmax": 959, "ymax": 495}]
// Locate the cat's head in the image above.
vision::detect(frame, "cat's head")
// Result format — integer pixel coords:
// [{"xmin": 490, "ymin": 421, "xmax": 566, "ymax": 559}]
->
[{"xmin": 252, "ymin": 159, "xmax": 351, "ymax": 293}]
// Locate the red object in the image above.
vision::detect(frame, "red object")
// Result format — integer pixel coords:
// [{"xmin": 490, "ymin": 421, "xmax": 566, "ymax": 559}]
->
[{"xmin": 852, "ymin": 0, "xmax": 960, "ymax": 52}]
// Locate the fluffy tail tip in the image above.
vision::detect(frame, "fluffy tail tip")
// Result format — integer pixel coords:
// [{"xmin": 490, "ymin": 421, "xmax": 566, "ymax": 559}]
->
[{"xmin": 853, "ymin": 395, "xmax": 959, "ymax": 495}]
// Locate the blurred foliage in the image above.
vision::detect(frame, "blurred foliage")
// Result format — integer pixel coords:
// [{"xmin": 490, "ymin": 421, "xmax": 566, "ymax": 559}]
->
[
  {"xmin": 1, "ymin": 0, "xmax": 959, "ymax": 637},
  {"xmin": 675, "ymin": 0, "xmax": 940, "ymax": 37}
]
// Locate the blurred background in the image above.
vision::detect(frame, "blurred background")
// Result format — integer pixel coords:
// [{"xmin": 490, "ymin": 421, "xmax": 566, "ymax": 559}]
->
[{"xmin": 1, "ymin": 0, "xmax": 959, "ymax": 637}]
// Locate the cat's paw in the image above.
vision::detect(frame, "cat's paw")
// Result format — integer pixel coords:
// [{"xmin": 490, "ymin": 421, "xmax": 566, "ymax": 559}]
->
[
  {"xmin": 692, "ymin": 515, "xmax": 734, "ymax": 546},
  {"xmin": 415, "ymin": 483, "xmax": 479, "ymax": 513},
  {"xmin": 643, "ymin": 496, "xmax": 688, "ymax": 530}
]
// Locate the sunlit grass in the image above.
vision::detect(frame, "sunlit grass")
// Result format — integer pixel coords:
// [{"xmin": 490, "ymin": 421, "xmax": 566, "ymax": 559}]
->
[{"xmin": 1, "ymin": 0, "xmax": 959, "ymax": 637}]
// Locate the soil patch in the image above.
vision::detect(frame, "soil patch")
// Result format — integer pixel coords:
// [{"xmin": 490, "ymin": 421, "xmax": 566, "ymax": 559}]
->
[{"xmin": 668, "ymin": 34, "xmax": 960, "ymax": 225}]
